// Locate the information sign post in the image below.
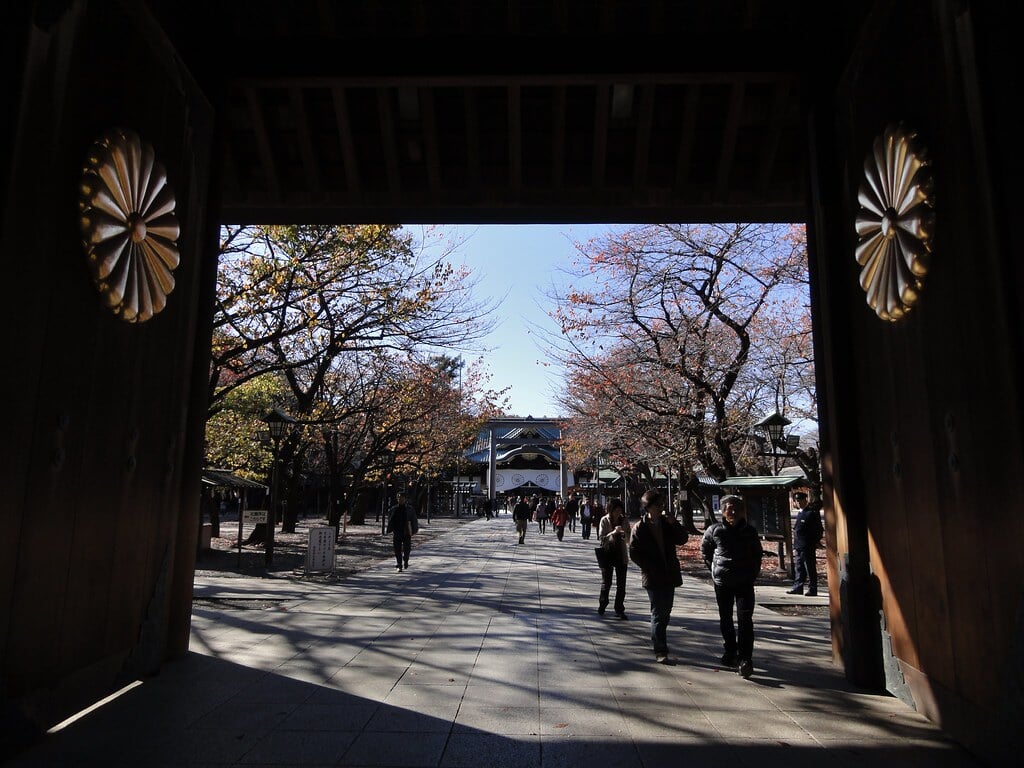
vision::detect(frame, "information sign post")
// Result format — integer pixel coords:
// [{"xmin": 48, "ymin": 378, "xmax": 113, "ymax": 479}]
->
[{"xmin": 306, "ymin": 526, "xmax": 336, "ymax": 573}]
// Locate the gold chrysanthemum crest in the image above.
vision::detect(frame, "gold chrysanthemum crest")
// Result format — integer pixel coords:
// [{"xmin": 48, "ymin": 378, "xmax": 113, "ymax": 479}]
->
[
  {"xmin": 79, "ymin": 127, "xmax": 180, "ymax": 322},
  {"xmin": 854, "ymin": 123, "xmax": 934, "ymax": 322}
]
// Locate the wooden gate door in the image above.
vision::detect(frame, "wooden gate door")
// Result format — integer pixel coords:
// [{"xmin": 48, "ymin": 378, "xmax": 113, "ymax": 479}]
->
[
  {"xmin": 812, "ymin": 3, "xmax": 1021, "ymax": 763},
  {"xmin": 1, "ymin": 1, "xmax": 215, "ymax": 749}
]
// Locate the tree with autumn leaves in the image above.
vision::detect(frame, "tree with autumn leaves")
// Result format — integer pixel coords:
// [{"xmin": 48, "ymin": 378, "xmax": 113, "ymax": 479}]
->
[
  {"xmin": 204, "ymin": 224, "xmax": 506, "ymax": 536},
  {"xmin": 545, "ymin": 223, "xmax": 818, "ymax": 525}
]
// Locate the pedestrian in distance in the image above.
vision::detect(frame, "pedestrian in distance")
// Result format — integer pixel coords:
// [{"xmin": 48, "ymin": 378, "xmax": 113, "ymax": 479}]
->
[
  {"xmin": 787, "ymin": 491, "xmax": 823, "ymax": 596},
  {"xmin": 628, "ymin": 489, "xmax": 688, "ymax": 664},
  {"xmin": 535, "ymin": 496, "xmax": 549, "ymax": 533},
  {"xmin": 386, "ymin": 492, "xmax": 415, "ymax": 571},
  {"xmin": 512, "ymin": 494, "xmax": 532, "ymax": 545},
  {"xmin": 596, "ymin": 497, "xmax": 630, "ymax": 619},
  {"xmin": 579, "ymin": 494, "xmax": 600, "ymax": 539},
  {"xmin": 701, "ymin": 494, "xmax": 764, "ymax": 679},
  {"xmin": 550, "ymin": 501, "xmax": 568, "ymax": 541},
  {"xmin": 565, "ymin": 491, "xmax": 579, "ymax": 533}
]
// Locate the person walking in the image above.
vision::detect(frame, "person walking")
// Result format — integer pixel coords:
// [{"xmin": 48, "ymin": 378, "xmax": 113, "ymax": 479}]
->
[
  {"xmin": 628, "ymin": 489, "xmax": 688, "ymax": 664},
  {"xmin": 579, "ymin": 494, "xmax": 600, "ymax": 539},
  {"xmin": 597, "ymin": 497, "xmax": 630, "ymax": 619},
  {"xmin": 385, "ymin": 492, "xmax": 414, "ymax": 571},
  {"xmin": 535, "ymin": 496, "xmax": 549, "ymax": 533},
  {"xmin": 701, "ymin": 494, "xmax": 764, "ymax": 679},
  {"xmin": 565, "ymin": 492, "xmax": 579, "ymax": 533},
  {"xmin": 550, "ymin": 500, "xmax": 568, "ymax": 541},
  {"xmin": 512, "ymin": 494, "xmax": 532, "ymax": 545},
  {"xmin": 787, "ymin": 491, "xmax": 823, "ymax": 596}
]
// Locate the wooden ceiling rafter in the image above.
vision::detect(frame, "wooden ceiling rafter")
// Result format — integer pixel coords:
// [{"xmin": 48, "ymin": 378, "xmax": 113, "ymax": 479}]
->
[
  {"xmin": 758, "ymin": 80, "xmax": 791, "ymax": 197},
  {"xmin": 674, "ymin": 85, "xmax": 701, "ymax": 197},
  {"xmin": 551, "ymin": 85, "xmax": 567, "ymax": 192},
  {"xmin": 331, "ymin": 85, "xmax": 361, "ymax": 198},
  {"xmin": 419, "ymin": 87, "xmax": 441, "ymax": 201},
  {"xmin": 289, "ymin": 86, "xmax": 321, "ymax": 197},
  {"xmin": 463, "ymin": 86, "xmax": 482, "ymax": 194},
  {"xmin": 243, "ymin": 85, "xmax": 281, "ymax": 203},
  {"xmin": 715, "ymin": 81, "xmax": 745, "ymax": 204},
  {"xmin": 376, "ymin": 88, "xmax": 401, "ymax": 197},
  {"xmin": 632, "ymin": 82, "xmax": 656, "ymax": 192},
  {"xmin": 592, "ymin": 84, "xmax": 610, "ymax": 192},
  {"xmin": 507, "ymin": 84, "xmax": 522, "ymax": 199},
  {"xmin": 188, "ymin": 2, "xmax": 846, "ymax": 225}
]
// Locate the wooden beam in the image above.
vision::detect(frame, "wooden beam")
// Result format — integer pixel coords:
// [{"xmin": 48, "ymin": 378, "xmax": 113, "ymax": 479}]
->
[
  {"xmin": 508, "ymin": 84, "xmax": 522, "ymax": 198},
  {"xmin": 715, "ymin": 81, "xmax": 744, "ymax": 202},
  {"xmin": 330, "ymin": 86, "xmax": 361, "ymax": 199},
  {"xmin": 313, "ymin": 0, "xmax": 337, "ymax": 36},
  {"xmin": 633, "ymin": 82, "xmax": 655, "ymax": 190},
  {"xmin": 674, "ymin": 84, "xmax": 700, "ymax": 193},
  {"xmin": 289, "ymin": 87, "xmax": 320, "ymax": 195},
  {"xmin": 420, "ymin": 87, "xmax": 441, "ymax": 199},
  {"xmin": 551, "ymin": 85, "xmax": 566, "ymax": 191},
  {"xmin": 758, "ymin": 80, "xmax": 790, "ymax": 195},
  {"xmin": 592, "ymin": 84, "xmax": 609, "ymax": 190},
  {"xmin": 243, "ymin": 85, "xmax": 280, "ymax": 202},
  {"xmin": 463, "ymin": 87, "xmax": 481, "ymax": 193},
  {"xmin": 376, "ymin": 88, "xmax": 402, "ymax": 197}
]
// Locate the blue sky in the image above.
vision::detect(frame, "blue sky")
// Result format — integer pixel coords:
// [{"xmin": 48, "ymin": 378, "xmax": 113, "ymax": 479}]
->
[
  {"xmin": 405, "ymin": 223, "xmax": 818, "ymax": 441},
  {"xmin": 419, "ymin": 224, "xmax": 615, "ymax": 418}
]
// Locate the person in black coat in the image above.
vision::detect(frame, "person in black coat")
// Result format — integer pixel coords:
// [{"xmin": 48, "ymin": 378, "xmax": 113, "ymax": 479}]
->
[
  {"xmin": 596, "ymin": 497, "xmax": 630, "ymax": 618},
  {"xmin": 386, "ymin": 492, "xmax": 414, "ymax": 571},
  {"xmin": 564, "ymin": 492, "xmax": 580, "ymax": 533},
  {"xmin": 787, "ymin": 491, "xmax": 823, "ymax": 596},
  {"xmin": 628, "ymin": 490, "xmax": 688, "ymax": 664},
  {"xmin": 701, "ymin": 494, "xmax": 764, "ymax": 678},
  {"xmin": 512, "ymin": 495, "xmax": 532, "ymax": 544}
]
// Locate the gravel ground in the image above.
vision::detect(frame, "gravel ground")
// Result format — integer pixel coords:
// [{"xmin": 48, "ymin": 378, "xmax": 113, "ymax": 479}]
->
[{"xmin": 194, "ymin": 512, "xmax": 477, "ymax": 582}]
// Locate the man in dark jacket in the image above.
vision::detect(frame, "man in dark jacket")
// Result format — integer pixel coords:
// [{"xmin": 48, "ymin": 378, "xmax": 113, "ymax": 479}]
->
[
  {"xmin": 628, "ymin": 490, "xmax": 688, "ymax": 664},
  {"xmin": 512, "ymin": 495, "xmax": 532, "ymax": 544},
  {"xmin": 386, "ymin": 492, "xmax": 414, "ymax": 571},
  {"xmin": 564, "ymin": 492, "xmax": 579, "ymax": 533},
  {"xmin": 701, "ymin": 494, "xmax": 764, "ymax": 678},
  {"xmin": 787, "ymin": 491, "xmax": 823, "ymax": 596}
]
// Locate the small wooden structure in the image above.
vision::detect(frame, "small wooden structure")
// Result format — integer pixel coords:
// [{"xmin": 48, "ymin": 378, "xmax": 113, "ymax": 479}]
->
[{"xmin": 720, "ymin": 476, "xmax": 806, "ymax": 577}]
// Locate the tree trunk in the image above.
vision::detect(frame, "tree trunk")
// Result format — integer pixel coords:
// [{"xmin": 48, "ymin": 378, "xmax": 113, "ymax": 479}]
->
[
  {"xmin": 210, "ymin": 500, "xmax": 221, "ymax": 538},
  {"xmin": 281, "ymin": 490, "xmax": 297, "ymax": 533},
  {"xmin": 245, "ymin": 522, "xmax": 268, "ymax": 545},
  {"xmin": 679, "ymin": 504, "xmax": 700, "ymax": 534},
  {"xmin": 349, "ymin": 489, "xmax": 372, "ymax": 526}
]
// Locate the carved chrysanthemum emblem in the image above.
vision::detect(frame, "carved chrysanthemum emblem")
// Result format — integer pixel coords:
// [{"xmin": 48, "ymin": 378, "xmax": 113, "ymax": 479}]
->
[
  {"xmin": 79, "ymin": 128, "xmax": 179, "ymax": 322},
  {"xmin": 854, "ymin": 123, "xmax": 934, "ymax": 322}
]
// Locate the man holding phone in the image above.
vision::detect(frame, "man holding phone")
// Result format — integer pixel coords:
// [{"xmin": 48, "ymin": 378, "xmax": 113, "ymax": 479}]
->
[
  {"xmin": 628, "ymin": 489, "xmax": 688, "ymax": 663},
  {"xmin": 787, "ymin": 491, "xmax": 823, "ymax": 596}
]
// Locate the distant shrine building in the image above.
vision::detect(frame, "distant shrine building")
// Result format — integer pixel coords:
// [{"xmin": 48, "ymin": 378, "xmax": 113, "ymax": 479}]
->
[{"xmin": 460, "ymin": 417, "xmax": 574, "ymax": 500}]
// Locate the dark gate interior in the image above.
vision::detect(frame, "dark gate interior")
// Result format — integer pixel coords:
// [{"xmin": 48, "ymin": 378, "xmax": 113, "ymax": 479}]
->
[{"xmin": 3, "ymin": 2, "xmax": 1020, "ymax": 764}]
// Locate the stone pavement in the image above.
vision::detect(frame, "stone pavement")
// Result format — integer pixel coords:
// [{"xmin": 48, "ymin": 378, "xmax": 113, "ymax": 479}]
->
[{"xmin": 7, "ymin": 517, "xmax": 983, "ymax": 767}]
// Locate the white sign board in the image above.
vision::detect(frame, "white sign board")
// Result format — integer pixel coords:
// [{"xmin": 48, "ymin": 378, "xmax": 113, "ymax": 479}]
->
[
  {"xmin": 306, "ymin": 526, "xmax": 336, "ymax": 572},
  {"xmin": 489, "ymin": 468, "xmax": 574, "ymax": 492},
  {"xmin": 244, "ymin": 508, "xmax": 268, "ymax": 525}
]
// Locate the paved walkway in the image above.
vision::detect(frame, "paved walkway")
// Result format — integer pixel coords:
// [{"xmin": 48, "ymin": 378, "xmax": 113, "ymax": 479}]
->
[{"xmin": 8, "ymin": 517, "xmax": 982, "ymax": 767}]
